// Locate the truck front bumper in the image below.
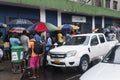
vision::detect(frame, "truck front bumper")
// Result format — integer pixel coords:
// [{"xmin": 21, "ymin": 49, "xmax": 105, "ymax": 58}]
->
[{"xmin": 47, "ymin": 55, "xmax": 80, "ymax": 67}]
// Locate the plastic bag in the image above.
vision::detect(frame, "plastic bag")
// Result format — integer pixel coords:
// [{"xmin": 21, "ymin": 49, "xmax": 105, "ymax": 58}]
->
[{"xmin": 0, "ymin": 49, "xmax": 3, "ymax": 60}]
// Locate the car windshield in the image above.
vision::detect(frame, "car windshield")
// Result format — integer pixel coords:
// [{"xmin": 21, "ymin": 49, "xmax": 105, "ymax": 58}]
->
[
  {"xmin": 65, "ymin": 36, "xmax": 90, "ymax": 45},
  {"xmin": 103, "ymin": 45, "xmax": 120, "ymax": 64}
]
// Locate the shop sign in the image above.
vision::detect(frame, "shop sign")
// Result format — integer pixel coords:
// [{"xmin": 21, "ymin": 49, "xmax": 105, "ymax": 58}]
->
[{"xmin": 72, "ymin": 16, "xmax": 86, "ymax": 23}]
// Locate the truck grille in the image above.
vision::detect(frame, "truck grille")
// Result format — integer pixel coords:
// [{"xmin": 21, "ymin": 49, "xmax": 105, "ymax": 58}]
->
[{"xmin": 50, "ymin": 54, "xmax": 66, "ymax": 58}]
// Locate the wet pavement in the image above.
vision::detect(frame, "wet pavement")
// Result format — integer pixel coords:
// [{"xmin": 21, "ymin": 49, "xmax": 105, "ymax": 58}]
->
[
  {"xmin": 21, "ymin": 66, "xmax": 81, "ymax": 80},
  {"xmin": 0, "ymin": 60, "xmax": 81, "ymax": 80},
  {"xmin": 0, "ymin": 60, "xmax": 22, "ymax": 80}
]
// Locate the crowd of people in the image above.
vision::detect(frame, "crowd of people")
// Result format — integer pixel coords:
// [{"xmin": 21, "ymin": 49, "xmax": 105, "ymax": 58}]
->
[
  {"xmin": 0, "ymin": 29, "xmax": 78, "ymax": 79},
  {"xmin": 0, "ymin": 26, "xmax": 118, "ymax": 79}
]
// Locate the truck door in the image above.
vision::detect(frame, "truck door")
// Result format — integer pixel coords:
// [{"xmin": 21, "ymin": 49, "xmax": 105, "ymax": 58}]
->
[
  {"xmin": 90, "ymin": 35, "xmax": 101, "ymax": 60},
  {"xmin": 98, "ymin": 34, "xmax": 108, "ymax": 56}
]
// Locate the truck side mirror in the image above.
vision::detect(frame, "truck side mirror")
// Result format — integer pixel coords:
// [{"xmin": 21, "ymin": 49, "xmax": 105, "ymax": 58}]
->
[{"xmin": 54, "ymin": 43, "xmax": 58, "ymax": 48}]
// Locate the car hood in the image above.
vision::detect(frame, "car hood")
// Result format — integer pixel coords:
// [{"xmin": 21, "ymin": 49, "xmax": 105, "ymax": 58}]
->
[
  {"xmin": 80, "ymin": 62, "xmax": 120, "ymax": 80},
  {"xmin": 50, "ymin": 45, "xmax": 86, "ymax": 53}
]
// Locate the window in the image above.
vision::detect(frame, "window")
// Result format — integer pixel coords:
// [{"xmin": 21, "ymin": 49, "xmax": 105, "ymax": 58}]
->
[
  {"xmin": 99, "ymin": 35, "xmax": 105, "ymax": 43},
  {"xmin": 106, "ymin": 0, "xmax": 110, "ymax": 8},
  {"xmin": 103, "ymin": 46, "xmax": 120, "ymax": 64},
  {"xmin": 79, "ymin": 0, "xmax": 88, "ymax": 3},
  {"xmin": 91, "ymin": 35, "xmax": 99, "ymax": 46},
  {"xmin": 113, "ymin": 1, "xmax": 118, "ymax": 10},
  {"xmin": 94, "ymin": 0, "xmax": 102, "ymax": 7},
  {"xmin": 71, "ymin": 0, "xmax": 90, "ymax": 3},
  {"xmin": 65, "ymin": 36, "xmax": 90, "ymax": 45}
]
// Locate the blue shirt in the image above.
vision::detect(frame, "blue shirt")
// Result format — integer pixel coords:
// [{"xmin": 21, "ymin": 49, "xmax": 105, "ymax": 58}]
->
[
  {"xmin": 46, "ymin": 37, "xmax": 52, "ymax": 51},
  {"xmin": 34, "ymin": 33, "xmax": 41, "ymax": 41},
  {"xmin": 9, "ymin": 38, "xmax": 21, "ymax": 46}
]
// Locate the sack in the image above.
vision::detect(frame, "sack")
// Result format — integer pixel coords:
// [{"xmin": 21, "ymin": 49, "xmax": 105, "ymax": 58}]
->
[{"xmin": 34, "ymin": 41, "xmax": 43, "ymax": 54}]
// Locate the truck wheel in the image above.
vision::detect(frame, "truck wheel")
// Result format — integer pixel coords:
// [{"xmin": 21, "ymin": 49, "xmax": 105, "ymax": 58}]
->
[{"xmin": 78, "ymin": 56, "xmax": 89, "ymax": 73}]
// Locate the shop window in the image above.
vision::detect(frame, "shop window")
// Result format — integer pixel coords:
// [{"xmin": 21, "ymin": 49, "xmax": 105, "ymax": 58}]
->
[
  {"xmin": 70, "ymin": 0, "xmax": 90, "ymax": 3},
  {"xmin": 94, "ymin": 0, "xmax": 102, "ymax": 7},
  {"xmin": 113, "ymin": 1, "xmax": 118, "ymax": 10},
  {"xmin": 106, "ymin": 0, "xmax": 110, "ymax": 8}
]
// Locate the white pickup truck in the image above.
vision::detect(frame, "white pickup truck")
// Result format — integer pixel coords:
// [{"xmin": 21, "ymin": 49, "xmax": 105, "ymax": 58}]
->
[{"xmin": 47, "ymin": 33, "xmax": 118, "ymax": 72}]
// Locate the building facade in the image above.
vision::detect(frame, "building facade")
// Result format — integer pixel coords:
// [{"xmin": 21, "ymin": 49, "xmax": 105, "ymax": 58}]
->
[{"xmin": 0, "ymin": 0, "xmax": 120, "ymax": 33}]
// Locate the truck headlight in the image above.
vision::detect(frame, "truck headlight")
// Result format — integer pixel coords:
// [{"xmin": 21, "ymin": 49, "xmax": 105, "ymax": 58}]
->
[{"xmin": 66, "ymin": 50, "xmax": 77, "ymax": 57}]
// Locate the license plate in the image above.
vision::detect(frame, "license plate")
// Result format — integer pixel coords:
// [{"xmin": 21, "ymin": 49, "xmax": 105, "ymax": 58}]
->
[{"xmin": 54, "ymin": 59, "xmax": 60, "ymax": 64}]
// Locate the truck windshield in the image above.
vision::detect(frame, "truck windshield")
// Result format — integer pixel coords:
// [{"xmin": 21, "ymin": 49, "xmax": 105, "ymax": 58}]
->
[
  {"xmin": 102, "ymin": 45, "xmax": 120, "ymax": 64},
  {"xmin": 65, "ymin": 36, "xmax": 90, "ymax": 45}
]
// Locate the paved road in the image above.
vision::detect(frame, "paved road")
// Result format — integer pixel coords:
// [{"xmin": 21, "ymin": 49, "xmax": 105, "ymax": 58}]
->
[
  {"xmin": 0, "ymin": 60, "xmax": 22, "ymax": 80},
  {"xmin": 21, "ymin": 66, "xmax": 81, "ymax": 80},
  {"xmin": 0, "ymin": 60, "xmax": 81, "ymax": 80},
  {"xmin": 0, "ymin": 59, "xmax": 99, "ymax": 80}
]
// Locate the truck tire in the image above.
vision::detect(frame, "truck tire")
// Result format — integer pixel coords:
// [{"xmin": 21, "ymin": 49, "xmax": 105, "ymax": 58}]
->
[{"xmin": 78, "ymin": 56, "xmax": 89, "ymax": 73}]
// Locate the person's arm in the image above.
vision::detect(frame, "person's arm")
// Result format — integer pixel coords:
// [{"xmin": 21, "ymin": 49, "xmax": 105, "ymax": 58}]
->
[
  {"xmin": 28, "ymin": 42, "xmax": 32, "ymax": 56},
  {"xmin": 46, "ymin": 38, "xmax": 52, "ymax": 47},
  {"xmin": 16, "ymin": 38, "xmax": 21, "ymax": 45}
]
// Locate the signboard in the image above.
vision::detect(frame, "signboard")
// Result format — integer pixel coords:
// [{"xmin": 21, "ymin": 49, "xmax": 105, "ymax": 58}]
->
[
  {"xmin": 12, "ymin": 52, "xmax": 18, "ymax": 61},
  {"xmin": 72, "ymin": 16, "xmax": 86, "ymax": 23}
]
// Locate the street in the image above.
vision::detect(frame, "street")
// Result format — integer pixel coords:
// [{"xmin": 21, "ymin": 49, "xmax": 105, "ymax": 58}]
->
[
  {"xmin": 0, "ymin": 60, "xmax": 81, "ymax": 80},
  {"xmin": 21, "ymin": 66, "xmax": 81, "ymax": 80},
  {"xmin": 0, "ymin": 60, "xmax": 22, "ymax": 80}
]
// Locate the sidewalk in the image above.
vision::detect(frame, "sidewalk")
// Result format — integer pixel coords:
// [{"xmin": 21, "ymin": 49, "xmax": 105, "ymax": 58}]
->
[{"xmin": 0, "ymin": 60, "xmax": 22, "ymax": 80}]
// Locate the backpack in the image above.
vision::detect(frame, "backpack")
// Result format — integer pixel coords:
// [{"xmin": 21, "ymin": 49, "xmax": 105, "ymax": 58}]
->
[{"xmin": 34, "ymin": 41, "xmax": 43, "ymax": 54}]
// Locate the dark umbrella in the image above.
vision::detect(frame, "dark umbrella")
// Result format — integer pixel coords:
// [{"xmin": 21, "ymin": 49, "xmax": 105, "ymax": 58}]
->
[
  {"xmin": 8, "ymin": 19, "xmax": 33, "ymax": 28},
  {"xmin": 27, "ymin": 23, "xmax": 37, "ymax": 32}
]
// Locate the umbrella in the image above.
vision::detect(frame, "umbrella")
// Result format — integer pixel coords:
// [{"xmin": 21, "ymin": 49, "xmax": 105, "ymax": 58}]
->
[
  {"xmin": 28, "ymin": 22, "xmax": 59, "ymax": 32},
  {"xmin": 71, "ymin": 25, "xmax": 80, "ymax": 30},
  {"xmin": 34, "ymin": 22, "xmax": 48, "ymax": 32},
  {"xmin": 45, "ymin": 22, "xmax": 57, "ymax": 31},
  {"xmin": 9, "ymin": 27, "xmax": 29, "ymax": 33},
  {"xmin": 8, "ymin": 19, "xmax": 33, "ymax": 28},
  {"xmin": 27, "ymin": 23, "xmax": 37, "ymax": 32},
  {"xmin": 58, "ymin": 24, "xmax": 80, "ymax": 30},
  {"xmin": 62, "ymin": 24, "xmax": 72, "ymax": 30},
  {"xmin": 0, "ymin": 23, "xmax": 7, "ymax": 28},
  {"xmin": 57, "ymin": 26, "xmax": 62, "ymax": 31}
]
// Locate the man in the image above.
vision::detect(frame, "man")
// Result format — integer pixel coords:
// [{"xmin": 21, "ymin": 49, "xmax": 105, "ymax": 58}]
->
[
  {"xmin": 28, "ymin": 35, "xmax": 40, "ymax": 79},
  {"xmin": 43, "ymin": 32, "xmax": 52, "ymax": 67},
  {"xmin": 20, "ymin": 30, "xmax": 29, "ymax": 68},
  {"xmin": 9, "ymin": 33, "xmax": 21, "ymax": 47},
  {"xmin": 57, "ymin": 31, "xmax": 64, "ymax": 46}
]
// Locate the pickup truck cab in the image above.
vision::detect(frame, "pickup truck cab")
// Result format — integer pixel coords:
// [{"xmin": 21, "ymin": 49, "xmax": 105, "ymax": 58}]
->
[{"xmin": 47, "ymin": 33, "xmax": 118, "ymax": 73}]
